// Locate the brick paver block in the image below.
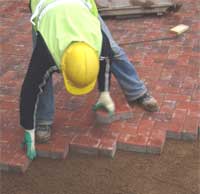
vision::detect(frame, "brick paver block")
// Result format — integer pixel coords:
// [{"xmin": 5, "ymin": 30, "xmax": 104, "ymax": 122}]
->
[
  {"xmin": 0, "ymin": 142, "xmax": 31, "ymax": 173},
  {"xmin": 1, "ymin": 0, "xmax": 200, "ymax": 172},
  {"xmin": 95, "ymin": 99, "xmax": 133, "ymax": 124},
  {"xmin": 36, "ymin": 134, "xmax": 72, "ymax": 159}
]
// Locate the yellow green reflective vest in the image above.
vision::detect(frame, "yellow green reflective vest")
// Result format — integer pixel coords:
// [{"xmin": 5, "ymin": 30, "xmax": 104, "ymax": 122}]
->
[{"xmin": 29, "ymin": 0, "xmax": 102, "ymax": 68}]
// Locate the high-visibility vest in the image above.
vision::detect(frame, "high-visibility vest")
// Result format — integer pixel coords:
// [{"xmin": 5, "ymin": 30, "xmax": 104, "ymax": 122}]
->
[{"xmin": 30, "ymin": 0, "xmax": 102, "ymax": 68}]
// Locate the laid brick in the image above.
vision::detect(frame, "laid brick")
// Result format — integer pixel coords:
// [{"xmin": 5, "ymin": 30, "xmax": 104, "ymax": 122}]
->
[
  {"xmin": 108, "ymin": 121, "xmax": 125, "ymax": 134},
  {"xmin": 166, "ymin": 121, "xmax": 183, "ymax": 140},
  {"xmin": 143, "ymin": 112, "xmax": 172, "ymax": 122},
  {"xmin": 0, "ymin": 70, "xmax": 17, "ymax": 83},
  {"xmin": 146, "ymin": 129, "xmax": 166, "ymax": 154},
  {"xmin": 117, "ymin": 134, "xmax": 148, "ymax": 153},
  {"xmin": 188, "ymin": 56, "xmax": 199, "ymax": 66},
  {"xmin": 181, "ymin": 116, "xmax": 199, "ymax": 141},
  {"xmin": 165, "ymin": 109, "xmax": 187, "ymax": 139},
  {"xmin": 89, "ymin": 128, "xmax": 118, "ymax": 157},
  {"xmin": 37, "ymin": 134, "xmax": 71, "ymax": 159},
  {"xmin": 164, "ymin": 59, "xmax": 177, "ymax": 66},
  {"xmin": 78, "ymin": 110, "xmax": 96, "ymax": 127},
  {"xmin": 9, "ymin": 155, "xmax": 31, "ymax": 173},
  {"xmin": 0, "ymin": 101, "xmax": 18, "ymax": 110},
  {"xmin": 0, "ymin": 94, "xmax": 17, "ymax": 103},
  {"xmin": 0, "ymin": 143, "xmax": 31, "ymax": 173},
  {"xmin": 51, "ymin": 145, "xmax": 69, "ymax": 159},
  {"xmin": 181, "ymin": 76, "xmax": 197, "ymax": 92},
  {"xmin": 161, "ymin": 85, "xmax": 181, "ymax": 95},
  {"xmin": 137, "ymin": 119, "xmax": 155, "ymax": 137},
  {"xmin": 64, "ymin": 96, "xmax": 87, "ymax": 111},
  {"xmin": 98, "ymin": 138, "xmax": 117, "ymax": 158},
  {"xmin": 169, "ymin": 75, "xmax": 182, "ymax": 88},
  {"xmin": 70, "ymin": 135, "xmax": 100, "ymax": 155},
  {"xmin": 95, "ymin": 109, "xmax": 115, "ymax": 124},
  {"xmin": 152, "ymin": 79, "xmax": 167, "ymax": 90},
  {"xmin": 95, "ymin": 105, "xmax": 133, "ymax": 124},
  {"xmin": 191, "ymin": 89, "xmax": 200, "ymax": 102},
  {"xmin": 153, "ymin": 121, "xmax": 169, "ymax": 131},
  {"xmin": 121, "ymin": 122, "xmax": 138, "ymax": 136},
  {"xmin": 176, "ymin": 101, "xmax": 200, "ymax": 112},
  {"xmin": 36, "ymin": 143, "xmax": 52, "ymax": 158},
  {"xmin": 159, "ymin": 100, "xmax": 176, "ymax": 113},
  {"xmin": 116, "ymin": 111, "xmax": 133, "ymax": 121},
  {"xmin": 164, "ymin": 94, "xmax": 191, "ymax": 102}
]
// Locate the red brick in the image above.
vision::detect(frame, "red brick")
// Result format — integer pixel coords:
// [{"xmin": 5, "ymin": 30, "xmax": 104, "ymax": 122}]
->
[
  {"xmin": 97, "ymin": 131, "xmax": 119, "ymax": 157},
  {"xmin": 164, "ymin": 92, "xmax": 190, "ymax": 102},
  {"xmin": 36, "ymin": 134, "xmax": 71, "ymax": 159},
  {"xmin": 191, "ymin": 89, "xmax": 200, "ymax": 102},
  {"xmin": 115, "ymin": 99, "xmax": 132, "ymax": 113},
  {"xmin": 161, "ymin": 85, "xmax": 181, "ymax": 94},
  {"xmin": 137, "ymin": 119, "xmax": 155, "ymax": 137},
  {"xmin": 160, "ymin": 100, "xmax": 176, "ymax": 113},
  {"xmin": 153, "ymin": 121, "xmax": 169, "ymax": 131},
  {"xmin": 51, "ymin": 145, "xmax": 69, "ymax": 159},
  {"xmin": 0, "ymin": 143, "xmax": 31, "ymax": 173},
  {"xmin": 147, "ymin": 129, "xmax": 166, "ymax": 154},
  {"xmin": 117, "ymin": 134, "xmax": 148, "ymax": 153},
  {"xmin": 172, "ymin": 109, "xmax": 187, "ymax": 120},
  {"xmin": 0, "ymin": 95, "xmax": 16, "ymax": 103},
  {"xmin": 166, "ymin": 121, "xmax": 183, "ymax": 139},
  {"xmin": 89, "ymin": 127, "xmax": 108, "ymax": 139},
  {"xmin": 109, "ymin": 121, "xmax": 125, "ymax": 134},
  {"xmin": 78, "ymin": 110, "xmax": 96, "ymax": 127},
  {"xmin": 160, "ymin": 68, "xmax": 172, "ymax": 80},
  {"xmin": 95, "ymin": 109, "xmax": 115, "ymax": 124},
  {"xmin": 181, "ymin": 116, "xmax": 200, "ymax": 141},
  {"xmin": 177, "ymin": 102, "xmax": 200, "ymax": 118},
  {"xmin": 116, "ymin": 111, "xmax": 133, "ymax": 121},
  {"xmin": 131, "ymin": 105, "xmax": 145, "ymax": 114},
  {"xmin": 36, "ymin": 143, "xmax": 52, "ymax": 158},
  {"xmin": 62, "ymin": 124, "xmax": 90, "ymax": 136},
  {"xmin": 151, "ymin": 80, "xmax": 166, "ymax": 91},
  {"xmin": 0, "ymin": 101, "xmax": 18, "ymax": 110},
  {"xmin": 121, "ymin": 122, "xmax": 138, "ymax": 136},
  {"xmin": 0, "ymin": 70, "xmax": 17, "ymax": 83},
  {"xmin": 95, "ymin": 100, "xmax": 133, "ymax": 124},
  {"xmin": 70, "ymin": 135, "xmax": 100, "ymax": 155},
  {"xmin": 143, "ymin": 112, "xmax": 172, "ymax": 122},
  {"xmin": 98, "ymin": 138, "xmax": 117, "ymax": 158}
]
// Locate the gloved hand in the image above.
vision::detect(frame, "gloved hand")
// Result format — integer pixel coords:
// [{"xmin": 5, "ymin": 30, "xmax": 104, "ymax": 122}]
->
[
  {"xmin": 93, "ymin": 91, "xmax": 115, "ymax": 116},
  {"xmin": 22, "ymin": 129, "xmax": 37, "ymax": 160}
]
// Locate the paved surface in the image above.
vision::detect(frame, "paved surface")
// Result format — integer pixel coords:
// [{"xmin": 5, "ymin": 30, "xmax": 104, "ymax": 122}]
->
[{"xmin": 0, "ymin": 0, "xmax": 199, "ymax": 173}]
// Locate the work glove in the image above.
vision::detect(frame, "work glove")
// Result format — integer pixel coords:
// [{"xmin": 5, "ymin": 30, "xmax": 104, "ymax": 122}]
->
[
  {"xmin": 93, "ymin": 91, "xmax": 115, "ymax": 116},
  {"xmin": 22, "ymin": 129, "xmax": 37, "ymax": 160}
]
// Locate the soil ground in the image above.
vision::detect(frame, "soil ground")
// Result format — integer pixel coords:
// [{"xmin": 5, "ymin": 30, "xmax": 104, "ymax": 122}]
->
[{"xmin": 1, "ymin": 140, "xmax": 199, "ymax": 194}]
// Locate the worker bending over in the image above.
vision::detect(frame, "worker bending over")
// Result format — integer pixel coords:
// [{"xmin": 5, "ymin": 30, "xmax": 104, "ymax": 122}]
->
[{"xmin": 20, "ymin": 0, "xmax": 115, "ymax": 160}]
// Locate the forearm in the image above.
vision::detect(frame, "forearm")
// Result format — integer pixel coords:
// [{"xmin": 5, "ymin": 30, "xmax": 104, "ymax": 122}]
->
[{"xmin": 98, "ymin": 30, "xmax": 113, "ymax": 92}]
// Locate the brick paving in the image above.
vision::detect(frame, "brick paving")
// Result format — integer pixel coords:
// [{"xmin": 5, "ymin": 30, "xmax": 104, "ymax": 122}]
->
[{"xmin": 0, "ymin": 0, "xmax": 199, "ymax": 173}]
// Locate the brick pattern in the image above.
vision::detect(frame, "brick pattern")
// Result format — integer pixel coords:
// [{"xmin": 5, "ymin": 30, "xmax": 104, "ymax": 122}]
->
[{"xmin": 0, "ymin": 0, "xmax": 199, "ymax": 173}]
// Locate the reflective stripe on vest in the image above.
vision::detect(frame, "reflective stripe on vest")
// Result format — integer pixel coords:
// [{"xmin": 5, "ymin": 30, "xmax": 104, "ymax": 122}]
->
[{"xmin": 30, "ymin": 0, "xmax": 91, "ymax": 26}]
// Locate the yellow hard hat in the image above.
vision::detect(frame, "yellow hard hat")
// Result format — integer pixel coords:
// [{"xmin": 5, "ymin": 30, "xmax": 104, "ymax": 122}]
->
[{"xmin": 61, "ymin": 42, "xmax": 99, "ymax": 95}]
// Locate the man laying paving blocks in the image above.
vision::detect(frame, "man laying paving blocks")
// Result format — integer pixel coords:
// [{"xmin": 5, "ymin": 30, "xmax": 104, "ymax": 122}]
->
[
  {"xmin": 20, "ymin": 0, "xmax": 115, "ymax": 160},
  {"xmin": 20, "ymin": 0, "xmax": 158, "ymax": 160}
]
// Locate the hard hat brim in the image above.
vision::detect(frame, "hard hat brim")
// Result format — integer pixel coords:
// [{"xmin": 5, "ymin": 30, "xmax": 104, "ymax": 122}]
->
[{"xmin": 62, "ymin": 70, "xmax": 97, "ymax": 95}]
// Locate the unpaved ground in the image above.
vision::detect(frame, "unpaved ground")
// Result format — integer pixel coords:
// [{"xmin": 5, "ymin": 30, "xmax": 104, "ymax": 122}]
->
[{"xmin": 1, "ymin": 140, "xmax": 199, "ymax": 194}]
